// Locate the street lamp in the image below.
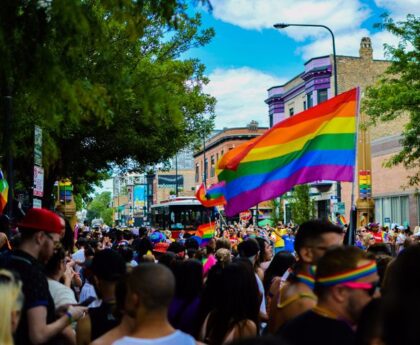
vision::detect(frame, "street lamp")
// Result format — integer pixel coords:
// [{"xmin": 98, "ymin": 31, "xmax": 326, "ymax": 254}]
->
[
  {"xmin": 273, "ymin": 22, "xmax": 341, "ymax": 202},
  {"xmin": 273, "ymin": 23, "xmax": 338, "ymax": 97}
]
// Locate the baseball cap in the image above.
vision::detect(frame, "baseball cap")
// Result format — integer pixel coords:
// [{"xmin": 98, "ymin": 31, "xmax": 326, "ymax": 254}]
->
[
  {"xmin": 149, "ymin": 231, "xmax": 166, "ymax": 244},
  {"xmin": 18, "ymin": 208, "xmax": 63, "ymax": 234}
]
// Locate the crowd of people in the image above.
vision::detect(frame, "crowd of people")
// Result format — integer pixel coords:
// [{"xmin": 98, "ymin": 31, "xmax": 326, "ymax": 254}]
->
[{"xmin": 0, "ymin": 207, "xmax": 419, "ymax": 345}]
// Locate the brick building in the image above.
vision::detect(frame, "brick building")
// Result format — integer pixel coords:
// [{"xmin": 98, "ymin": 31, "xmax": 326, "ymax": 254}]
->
[
  {"xmin": 265, "ymin": 37, "xmax": 419, "ymax": 227},
  {"xmin": 193, "ymin": 123, "xmax": 268, "ymax": 186}
]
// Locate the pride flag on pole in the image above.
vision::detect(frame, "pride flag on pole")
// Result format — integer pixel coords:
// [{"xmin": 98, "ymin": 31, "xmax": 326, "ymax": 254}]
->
[
  {"xmin": 0, "ymin": 170, "xmax": 9, "ymax": 214},
  {"xmin": 196, "ymin": 221, "xmax": 215, "ymax": 246},
  {"xmin": 217, "ymin": 88, "xmax": 359, "ymax": 216},
  {"xmin": 195, "ymin": 182, "xmax": 226, "ymax": 207}
]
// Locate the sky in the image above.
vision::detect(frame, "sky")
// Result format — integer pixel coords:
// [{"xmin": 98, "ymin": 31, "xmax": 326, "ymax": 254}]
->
[{"xmin": 187, "ymin": 0, "xmax": 419, "ymax": 128}]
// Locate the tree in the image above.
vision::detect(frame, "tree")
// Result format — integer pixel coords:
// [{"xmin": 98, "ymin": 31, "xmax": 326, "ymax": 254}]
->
[
  {"xmin": 86, "ymin": 192, "xmax": 113, "ymax": 225},
  {"xmin": 289, "ymin": 185, "xmax": 316, "ymax": 225},
  {"xmin": 0, "ymin": 1, "xmax": 215, "ymax": 206},
  {"xmin": 363, "ymin": 14, "xmax": 420, "ymax": 186},
  {"xmin": 270, "ymin": 198, "xmax": 283, "ymax": 226}
]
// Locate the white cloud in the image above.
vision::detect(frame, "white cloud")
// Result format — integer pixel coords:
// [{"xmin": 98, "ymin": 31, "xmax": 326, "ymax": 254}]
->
[
  {"xmin": 210, "ymin": 0, "xmax": 417, "ymax": 60},
  {"xmin": 211, "ymin": 0, "xmax": 370, "ymax": 38},
  {"xmin": 370, "ymin": 30, "xmax": 404, "ymax": 59},
  {"xmin": 375, "ymin": 0, "xmax": 420, "ymax": 19},
  {"xmin": 299, "ymin": 29, "xmax": 369, "ymax": 60},
  {"xmin": 204, "ymin": 67, "xmax": 287, "ymax": 128}
]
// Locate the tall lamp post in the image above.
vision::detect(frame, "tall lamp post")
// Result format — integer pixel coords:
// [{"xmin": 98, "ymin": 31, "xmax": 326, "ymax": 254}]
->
[{"xmin": 273, "ymin": 23, "xmax": 342, "ymax": 203}]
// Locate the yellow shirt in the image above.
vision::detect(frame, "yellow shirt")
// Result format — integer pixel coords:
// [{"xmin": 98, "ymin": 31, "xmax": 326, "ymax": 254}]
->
[{"xmin": 273, "ymin": 228, "xmax": 288, "ymax": 248}]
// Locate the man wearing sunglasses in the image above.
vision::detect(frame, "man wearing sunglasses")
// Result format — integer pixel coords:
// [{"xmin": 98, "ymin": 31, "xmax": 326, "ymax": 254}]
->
[
  {"xmin": 1, "ymin": 208, "xmax": 87, "ymax": 345},
  {"xmin": 279, "ymin": 246, "xmax": 379, "ymax": 345}
]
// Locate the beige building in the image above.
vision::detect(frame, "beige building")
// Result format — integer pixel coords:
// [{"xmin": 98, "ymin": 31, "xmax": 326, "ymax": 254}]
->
[
  {"xmin": 194, "ymin": 124, "xmax": 267, "ymax": 187},
  {"xmin": 266, "ymin": 37, "xmax": 419, "ymax": 227},
  {"xmin": 194, "ymin": 124, "xmax": 272, "ymax": 219},
  {"xmin": 155, "ymin": 169, "xmax": 196, "ymax": 203}
]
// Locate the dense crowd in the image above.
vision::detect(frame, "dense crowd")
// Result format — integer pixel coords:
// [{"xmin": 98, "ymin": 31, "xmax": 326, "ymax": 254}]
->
[{"xmin": 0, "ymin": 208, "xmax": 419, "ymax": 345}]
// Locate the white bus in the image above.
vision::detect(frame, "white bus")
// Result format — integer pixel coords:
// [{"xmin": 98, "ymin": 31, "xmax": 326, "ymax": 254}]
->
[{"xmin": 151, "ymin": 197, "xmax": 216, "ymax": 238}]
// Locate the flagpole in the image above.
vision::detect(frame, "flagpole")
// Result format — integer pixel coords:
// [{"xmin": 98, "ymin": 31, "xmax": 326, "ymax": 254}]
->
[{"xmin": 348, "ymin": 87, "xmax": 361, "ymax": 245}]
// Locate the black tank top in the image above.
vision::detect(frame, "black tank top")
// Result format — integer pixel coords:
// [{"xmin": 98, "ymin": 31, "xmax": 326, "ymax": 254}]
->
[{"xmin": 89, "ymin": 302, "xmax": 120, "ymax": 341}]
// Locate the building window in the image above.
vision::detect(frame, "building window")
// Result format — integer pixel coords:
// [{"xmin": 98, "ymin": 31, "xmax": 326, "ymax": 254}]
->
[
  {"xmin": 317, "ymin": 89, "xmax": 328, "ymax": 104},
  {"xmin": 269, "ymin": 114, "xmax": 273, "ymax": 128},
  {"xmin": 374, "ymin": 195, "xmax": 409, "ymax": 226},
  {"xmin": 195, "ymin": 164, "xmax": 199, "ymax": 183},
  {"xmin": 221, "ymin": 150, "xmax": 224, "ymax": 156},
  {"xmin": 303, "ymin": 101, "xmax": 307, "ymax": 110},
  {"xmin": 289, "ymin": 108, "xmax": 294, "ymax": 117},
  {"xmin": 210, "ymin": 156, "xmax": 215, "ymax": 177},
  {"xmin": 307, "ymin": 92, "xmax": 313, "ymax": 108},
  {"xmin": 204, "ymin": 158, "xmax": 208, "ymax": 181}
]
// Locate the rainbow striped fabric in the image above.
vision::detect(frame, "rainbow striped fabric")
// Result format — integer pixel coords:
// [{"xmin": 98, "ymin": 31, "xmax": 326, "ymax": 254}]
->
[
  {"xmin": 316, "ymin": 260, "xmax": 377, "ymax": 286},
  {"xmin": 336, "ymin": 215, "xmax": 347, "ymax": 226},
  {"xmin": 0, "ymin": 170, "xmax": 9, "ymax": 214},
  {"xmin": 217, "ymin": 88, "xmax": 358, "ymax": 216},
  {"xmin": 196, "ymin": 221, "xmax": 215, "ymax": 246},
  {"xmin": 196, "ymin": 182, "xmax": 226, "ymax": 207}
]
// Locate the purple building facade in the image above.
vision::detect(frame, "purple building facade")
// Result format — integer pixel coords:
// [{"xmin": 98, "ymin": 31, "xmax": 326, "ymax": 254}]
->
[{"xmin": 266, "ymin": 55, "xmax": 333, "ymax": 127}]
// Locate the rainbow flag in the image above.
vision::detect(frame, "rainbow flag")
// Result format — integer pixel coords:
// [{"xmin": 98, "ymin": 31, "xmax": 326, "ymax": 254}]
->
[
  {"xmin": 196, "ymin": 221, "xmax": 215, "ymax": 246},
  {"xmin": 0, "ymin": 170, "xmax": 9, "ymax": 214},
  {"xmin": 195, "ymin": 182, "xmax": 226, "ymax": 207},
  {"xmin": 336, "ymin": 215, "xmax": 347, "ymax": 226},
  {"xmin": 217, "ymin": 88, "xmax": 358, "ymax": 216}
]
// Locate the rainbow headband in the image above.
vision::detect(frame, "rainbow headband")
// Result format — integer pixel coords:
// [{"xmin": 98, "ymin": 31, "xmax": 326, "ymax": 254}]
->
[
  {"xmin": 296, "ymin": 266, "xmax": 316, "ymax": 289},
  {"xmin": 316, "ymin": 261, "xmax": 377, "ymax": 287}
]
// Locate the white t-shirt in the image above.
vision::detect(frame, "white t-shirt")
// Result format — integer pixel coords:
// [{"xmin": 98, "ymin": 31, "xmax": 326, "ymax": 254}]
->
[
  {"xmin": 79, "ymin": 281, "xmax": 101, "ymax": 308},
  {"xmin": 112, "ymin": 331, "xmax": 195, "ymax": 345},
  {"xmin": 48, "ymin": 279, "xmax": 77, "ymax": 309},
  {"xmin": 72, "ymin": 248, "xmax": 85, "ymax": 273}
]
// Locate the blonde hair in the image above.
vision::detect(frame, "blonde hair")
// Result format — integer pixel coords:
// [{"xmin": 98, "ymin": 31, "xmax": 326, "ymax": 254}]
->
[{"xmin": 0, "ymin": 269, "xmax": 24, "ymax": 345}]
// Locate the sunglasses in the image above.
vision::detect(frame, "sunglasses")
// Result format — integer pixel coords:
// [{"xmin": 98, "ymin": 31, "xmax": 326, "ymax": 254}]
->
[
  {"xmin": 44, "ymin": 232, "xmax": 62, "ymax": 249},
  {"xmin": 339, "ymin": 281, "xmax": 379, "ymax": 296}
]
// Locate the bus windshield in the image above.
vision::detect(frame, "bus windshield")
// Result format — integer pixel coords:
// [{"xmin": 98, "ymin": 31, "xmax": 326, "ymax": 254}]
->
[{"xmin": 152, "ymin": 204, "xmax": 214, "ymax": 231}]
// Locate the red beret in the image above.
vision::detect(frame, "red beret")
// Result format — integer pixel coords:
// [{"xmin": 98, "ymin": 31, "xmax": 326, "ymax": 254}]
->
[{"xmin": 18, "ymin": 208, "xmax": 63, "ymax": 234}]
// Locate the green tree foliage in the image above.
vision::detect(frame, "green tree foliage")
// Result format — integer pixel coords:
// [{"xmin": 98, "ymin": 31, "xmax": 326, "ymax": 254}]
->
[
  {"xmin": 363, "ymin": 14, "xmax": 420, "ymax": 186},
  {"xmin": 86, "ymin": 192, "xmax": 113, "ymax": 225},
  {"xmin": 0, "ymin": 0, "xmax": 215, "ymax": 206},
  {"xmin": 270, "ymin": 198, "xmax": 283, "ymax": 226},
  {"xmin": 289, "ymin": 185, "xmax": 316, "ymax": 225}
]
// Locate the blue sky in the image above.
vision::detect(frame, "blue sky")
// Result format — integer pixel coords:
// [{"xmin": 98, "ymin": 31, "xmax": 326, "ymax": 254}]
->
[{"xmin": 185, "ymin": 0, "xmax": 419, "ymax": 128}]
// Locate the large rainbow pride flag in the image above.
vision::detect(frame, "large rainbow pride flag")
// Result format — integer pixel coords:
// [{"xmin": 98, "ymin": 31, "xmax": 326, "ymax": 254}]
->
[{"xmin": 217, "ymin": 88, "xmax": 359, "ymax": 216}]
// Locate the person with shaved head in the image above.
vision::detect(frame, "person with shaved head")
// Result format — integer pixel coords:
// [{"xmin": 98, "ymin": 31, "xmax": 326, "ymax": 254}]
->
[{"xmin": 113, "ymin": 263, "xmax": 203, "ymax": 345}]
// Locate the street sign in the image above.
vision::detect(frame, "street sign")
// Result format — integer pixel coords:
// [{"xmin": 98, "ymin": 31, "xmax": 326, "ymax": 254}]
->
[
  {"xmin": 33, "ymin": 198, "xmax": 42, "ymax": 208},
  {"xmin": 335, "ymin": 202, "xmax": 345, "ymax": 215},
  {"xmin": 240, "ymin": 210, "xmax": 252, "ymax": 221},
  {"xmin": 33, "ymin": 166, "xmax": 44, "ymax": 197}
]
